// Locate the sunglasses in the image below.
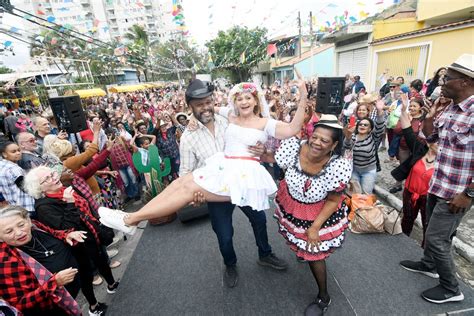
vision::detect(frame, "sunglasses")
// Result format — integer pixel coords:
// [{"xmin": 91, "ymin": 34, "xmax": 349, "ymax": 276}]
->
[
  {"xmin": 444, "ymin": 74, "xmax": 464, "ymax": 82},
  {"xmin": 358, "ymin": 123, "xmax": 370, "ymax": 127}
]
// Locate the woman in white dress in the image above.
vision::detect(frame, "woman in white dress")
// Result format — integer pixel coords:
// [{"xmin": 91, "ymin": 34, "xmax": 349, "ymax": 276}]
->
[{"xmin": 99, "ymin": 79, "xmax": 308, "ymax": 234}]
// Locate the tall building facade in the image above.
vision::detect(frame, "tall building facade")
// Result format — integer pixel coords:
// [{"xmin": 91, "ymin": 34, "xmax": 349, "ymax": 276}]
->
[
  {"xmin": 103, "ymin": 0, "xmax": 169, "ymax": 43},
  {"xmin": 12, "ymin": 0, "xmax": 102, "ymax": 38}
]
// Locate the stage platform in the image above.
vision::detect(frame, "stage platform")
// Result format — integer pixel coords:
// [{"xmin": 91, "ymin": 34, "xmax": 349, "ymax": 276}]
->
[{"xmin": 107, "ymin": 208, "xmax": 474, "ymax": 315}]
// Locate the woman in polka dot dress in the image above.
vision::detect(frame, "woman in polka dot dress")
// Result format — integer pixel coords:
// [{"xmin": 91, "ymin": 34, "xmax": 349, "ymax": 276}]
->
[{"xmin": 274, "ymin": 115, "xmax": 352, "ymax": 314}]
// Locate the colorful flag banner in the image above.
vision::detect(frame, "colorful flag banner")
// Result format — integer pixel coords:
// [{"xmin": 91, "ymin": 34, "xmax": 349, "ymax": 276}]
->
[{"xmin": 267, "ymin": 43, "xmax": 277, "ymax": 56}]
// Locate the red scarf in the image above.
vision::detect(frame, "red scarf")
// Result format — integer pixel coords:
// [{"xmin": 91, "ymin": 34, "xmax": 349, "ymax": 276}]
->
[{"xmin": 45, "ymin": 187, "xmax": 101, "ymax": 246}]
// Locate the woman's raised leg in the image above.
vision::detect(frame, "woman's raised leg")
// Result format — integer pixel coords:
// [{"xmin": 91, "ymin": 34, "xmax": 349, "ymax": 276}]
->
[{"xmin": 99, "ymin": 173, "xmax": 230, "ymax": 232}]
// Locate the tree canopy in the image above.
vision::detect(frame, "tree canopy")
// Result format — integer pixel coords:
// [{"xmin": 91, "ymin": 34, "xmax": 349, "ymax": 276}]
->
[
  {"xmin": 0, "ymin": 66, "xmax": 14, "ymax": 74},
  {"xmin": 206, "ymin": 26, "xmax": 268, "ymax": 82},
  {"xmin": 149, "ymin": 38, "xmax": 207, "ymax": 82}
]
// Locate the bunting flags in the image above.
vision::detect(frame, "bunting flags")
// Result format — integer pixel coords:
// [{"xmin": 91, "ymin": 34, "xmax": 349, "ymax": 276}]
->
[
  {"xmin": 359, "ymin": 11, "xmax": 369, "ymax": 19},
  {"xmin": 240, "ymin": 51, "xmax": 246, "ymax": 63},
  {"xmin": 267, "ymin": 43, "xmax": 277, "ymax": 56}
]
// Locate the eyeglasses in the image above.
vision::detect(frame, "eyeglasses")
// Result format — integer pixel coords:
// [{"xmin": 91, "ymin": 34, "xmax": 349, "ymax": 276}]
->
[
  {"xmin": 40, "ymin": 171, "xmax": 58, "ymax": 185},
  {"xmin": 358, "ymin": 123, "xmax": 370, "ymax": 127},
  {"xmin": 444, "ymin": 75, "xmax": 464, "ymax": 82},
  {"xmin": 23, "ymin": 138, "xmax": 36, "ymax": 144}
]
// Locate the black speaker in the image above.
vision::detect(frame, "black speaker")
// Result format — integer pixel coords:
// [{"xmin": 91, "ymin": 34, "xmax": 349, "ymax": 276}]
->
[
  {"xmin": 49, "ymin": 96, "xmax": 87, "ymax": 133},
  {"xmin": 316, "ymin": 77, "xmax": 345, "ymax": 115},
  {"xmin": 177, "ymin": 204, "xmax": 209, "ymax": 223}
]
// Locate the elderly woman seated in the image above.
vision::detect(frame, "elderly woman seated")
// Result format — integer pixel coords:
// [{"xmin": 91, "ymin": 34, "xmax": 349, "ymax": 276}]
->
[
  {"xmin": 0, "ymin": 205, "xmax": 83, "ymax": 316},
  {"xmin": 24, "ymin": 166, "xmax": 119, "ymax": 316}
]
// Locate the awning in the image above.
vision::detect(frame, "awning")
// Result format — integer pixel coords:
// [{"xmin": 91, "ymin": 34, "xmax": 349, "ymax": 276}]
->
[
  {"xmin": 73, "ymin": 88, "xmax": 107, "ymax": 98},
  {"xmin": 108, "ymin": 84, "xmax": 148, "ymax": 93}
]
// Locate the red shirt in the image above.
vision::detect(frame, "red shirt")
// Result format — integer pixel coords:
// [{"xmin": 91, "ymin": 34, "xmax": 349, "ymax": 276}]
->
[{"xmin": 406, "ymin": 159, "xmax": 434, "ymax": 199}]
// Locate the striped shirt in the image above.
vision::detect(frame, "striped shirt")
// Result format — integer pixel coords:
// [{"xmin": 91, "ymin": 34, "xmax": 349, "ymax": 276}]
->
[
  {"xmin": 179, "ymin": 115, "xmax": 227, "ymax": 176},
  {"xmin": 428, "ymin": 96, "xmax": 473, "ymax": 200},
  {"xmin": 344, "ymin": 115, "xmax": 385, "ymax": 173}
]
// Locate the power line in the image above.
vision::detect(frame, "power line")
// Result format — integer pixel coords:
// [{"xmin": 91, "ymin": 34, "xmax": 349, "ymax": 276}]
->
[{"xmin": 0, "ymin": 1, "xmax": 193, "ymax": 73}]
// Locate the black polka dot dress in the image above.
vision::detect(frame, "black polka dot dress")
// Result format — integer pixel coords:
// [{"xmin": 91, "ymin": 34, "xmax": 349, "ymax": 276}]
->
[{"xmin": 274, "ymin": 137, "xmax": 353, "ymax": 261}]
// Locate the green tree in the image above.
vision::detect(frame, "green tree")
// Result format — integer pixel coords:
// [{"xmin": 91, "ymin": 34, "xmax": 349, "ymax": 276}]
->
[
  {"xmin": 149, "ymin": 38, "xmax": 207, "ymax": 82},
  {"xmin": 124, "ymin": 25, "xmax": 150, "ymax": 81},
  {"xmin": 0, "ymin": 66, "xmax": 14, "ymax": 74},
  {"xmin": 206, "ymin": 26, "xmax": 268, "ymax": 82}
]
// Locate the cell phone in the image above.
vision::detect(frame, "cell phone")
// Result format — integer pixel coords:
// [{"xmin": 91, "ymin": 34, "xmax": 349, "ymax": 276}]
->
[{"xmin": 349, "ymin": 115, "xmax": 356, "ymax": 128}]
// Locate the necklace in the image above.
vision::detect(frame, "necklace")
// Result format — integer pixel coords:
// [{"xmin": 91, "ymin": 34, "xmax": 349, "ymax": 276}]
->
[
  {"xmin": 425, "ymin": 157, "xmax": 435, "ymax": 163},
  {"xmin": 23, "ymin": 234, "xmax": 55, "ymax": 257}
]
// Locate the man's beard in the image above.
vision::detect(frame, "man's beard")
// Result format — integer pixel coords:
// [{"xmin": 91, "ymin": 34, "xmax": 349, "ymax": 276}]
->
[{"xmin": 195, "ymin": 109, "xmax": 214, "ymax": 124}]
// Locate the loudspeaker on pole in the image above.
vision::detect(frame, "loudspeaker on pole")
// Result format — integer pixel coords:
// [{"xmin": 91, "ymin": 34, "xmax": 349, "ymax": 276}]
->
[
  {"xmin": 49, "ymin": 95, "xmax": 87, "ymax": 134},
  {"xmin": 316, "ymin": 77, "xmax": 346, "ymax": 115}
]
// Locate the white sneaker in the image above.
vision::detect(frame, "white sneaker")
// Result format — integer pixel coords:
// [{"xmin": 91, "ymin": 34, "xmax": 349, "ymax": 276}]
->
[
  {"xmin": 98, "ymin": 207, "xmax": 137, "ymax": 235},
  {"xmin": 106, "ymin": 248, "xmax": 119, "ymax": 259}
]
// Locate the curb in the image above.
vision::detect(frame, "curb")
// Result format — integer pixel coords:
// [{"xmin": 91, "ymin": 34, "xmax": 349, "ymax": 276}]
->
[{"xmin": 373, "ymin": 185, "xmax": 473, "ymax": 264}]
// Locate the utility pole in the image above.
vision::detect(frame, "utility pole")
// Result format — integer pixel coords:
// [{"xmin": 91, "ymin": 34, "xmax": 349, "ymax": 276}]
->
[
  {"xmin": 297, "ymin": 11, "xmax": 302, "ymax": 59},
  {"xmin": 309, "ymin": 11, "xmax": 314, "ymax": 77}
]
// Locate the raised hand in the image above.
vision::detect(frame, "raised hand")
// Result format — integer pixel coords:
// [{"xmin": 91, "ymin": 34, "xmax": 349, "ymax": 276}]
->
[
  {"xmin": 92, "ymin": 118, "xmax": 102, "ymax": 134},
  {"xmin": 343, "ymin": 125, "xmax": 356, "ymax": 139},
  {"xmin": 400, "ymin": 93, "xmax": 409, "ymax": 113},
  {"xmin": 105, "ymin": 136, "xmax": 116, "ymax": 151}
]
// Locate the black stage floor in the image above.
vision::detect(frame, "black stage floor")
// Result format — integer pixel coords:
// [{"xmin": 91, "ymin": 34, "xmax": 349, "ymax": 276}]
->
[{"xmin": 107, "ymin": 208, "xmax": 474, "ymax": 315}]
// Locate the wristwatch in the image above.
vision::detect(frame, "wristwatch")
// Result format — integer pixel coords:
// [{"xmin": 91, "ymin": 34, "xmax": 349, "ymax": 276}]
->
[{"xmin": 464, "ymin": 187, "xmax": 474, "ymax": 199}]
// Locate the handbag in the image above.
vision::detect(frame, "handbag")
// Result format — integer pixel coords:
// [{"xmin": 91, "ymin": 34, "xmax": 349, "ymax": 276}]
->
[
  {"xmin": 377, "ymin": 203, "xmax": 402, "ymax": 235},
  {"xmin": 350, "ymin": 206, "xmax": 385, "ymax": 234},
  {"xmin": 98, "ymin": 224, "xmax": 115, "ymax": 246}
]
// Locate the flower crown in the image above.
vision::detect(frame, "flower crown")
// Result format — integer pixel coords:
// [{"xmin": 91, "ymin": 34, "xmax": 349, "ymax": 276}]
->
[{"xmin": 231, "ymin": 82, "xmax": 258, "ymax": 99}]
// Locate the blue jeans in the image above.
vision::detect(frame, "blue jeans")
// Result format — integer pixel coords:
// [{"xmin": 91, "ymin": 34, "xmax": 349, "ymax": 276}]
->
[
  {"xmin": 388, "ymin": 134, "xmax": 401, "ymax": 158},
  {"xmin": 421, "ymin": 194, "xmax": 470, "ymax": 293},
  {"xmin": 351, "ymin": 168, "xmax": 377, "ymax": 194},
  {"xmin": 207, "ymin": 202, "xmax": 272, "ymax": 266},
  {"xmin": 119, "ymin": 166, "xmax": 139, "ymax": 198}
]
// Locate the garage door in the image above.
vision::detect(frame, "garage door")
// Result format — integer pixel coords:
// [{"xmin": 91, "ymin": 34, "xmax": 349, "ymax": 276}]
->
[
  {"xmin": 374, "ymin": 44, "xmax": 429, "ymax": 91},
  {"xmin": 337, "ymin": 47, "xmax": 369, "ymax": 82}
]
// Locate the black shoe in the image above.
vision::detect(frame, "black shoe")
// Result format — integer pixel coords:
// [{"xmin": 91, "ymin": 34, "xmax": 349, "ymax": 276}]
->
[
  {"xmin": 421, "ymin": 284, "xmax": 464, "ymax": 304},
  {"xmin": 400, "ymin": 260, "xmax": 439, "ymax": 278},
  {"xmin": 304, "ymin": 296, "xmax": 331, "ymax": 315},
  {"xmin": 257, "ymin": 253, "xmax": 288, "ymax": 270},
  {"xmin": 389, "ymin": 185, "xmax": 402, "ymax": 193},
  {"xmin": 224, "ymin": 265, "xmax": 238, "ymax": 288},
  {"xmin": 89, "ymin": 302, "xmax": 107, "ymax": 316},
  {"xmin": 106, "ymin": 281, "xmax": 119, "ymax": 294}
]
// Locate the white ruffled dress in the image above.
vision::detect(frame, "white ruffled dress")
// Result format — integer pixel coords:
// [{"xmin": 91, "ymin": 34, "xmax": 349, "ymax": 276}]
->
[{"xmin": 193, "ymin": 109, "xmax": 277, "ymax": 211}]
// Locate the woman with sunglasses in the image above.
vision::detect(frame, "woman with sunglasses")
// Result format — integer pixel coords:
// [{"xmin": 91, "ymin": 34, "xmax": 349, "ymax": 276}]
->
[
  {"xmin": 0, "ymin": 141, "xmax": 35, "ymax": 215},
  {"xmin": 343, "ymin": 100, "xmax": 386, "ymax": 194}
]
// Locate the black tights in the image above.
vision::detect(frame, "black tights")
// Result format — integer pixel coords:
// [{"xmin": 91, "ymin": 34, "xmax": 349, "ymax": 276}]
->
[
  {"xmin": 308, "ymin": 260, "xmax": 329, "ymax": 301},
  {"xmin": 72, "ymin": 242, "xmax": 115, "ymax": 306}
]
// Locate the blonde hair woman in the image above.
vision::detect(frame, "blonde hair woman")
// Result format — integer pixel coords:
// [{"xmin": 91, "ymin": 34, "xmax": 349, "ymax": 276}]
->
[{"xmin": 99, "ymin": 78, "xmax": 309, "ymax": 235}]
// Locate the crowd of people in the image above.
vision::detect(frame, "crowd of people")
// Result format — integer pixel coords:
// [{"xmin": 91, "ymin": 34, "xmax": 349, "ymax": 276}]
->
[{"xmin": 0, "ymin": 53, "xmax": 472, "ymax": 315}]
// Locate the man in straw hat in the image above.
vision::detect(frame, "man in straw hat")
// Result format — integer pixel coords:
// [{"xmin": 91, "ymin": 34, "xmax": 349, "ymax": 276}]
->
[
  {"xmin": 179, "ymin": 79, "xmax": 288, "ymax": 288},
  {"xmin": 400, "ymin": 54, "xmax": 473, "ymax": 304}
]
